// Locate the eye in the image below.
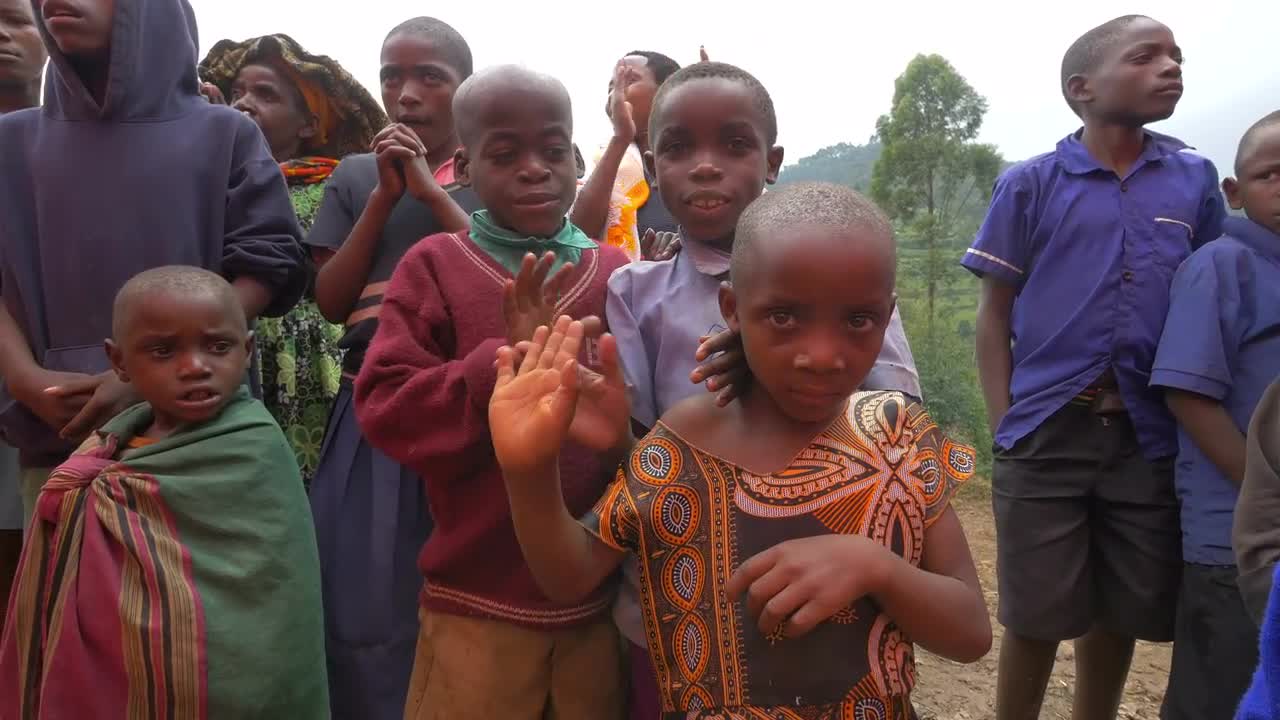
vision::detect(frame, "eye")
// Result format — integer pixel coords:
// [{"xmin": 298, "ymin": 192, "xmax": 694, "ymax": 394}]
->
[
  {"xmin": 210, "ymin": 340, "xmax": 233, "ymax": 354},
  {"xmin": 848, "ymin": 314, "xmax": 875, "ymax": 332},
  {"xmin": 148, "ymin": 346, "xmax": 173, "ymax": 359},
  {"xmin": 727, "ymin": 137, "xmax": 751, "ymax": 152},
  {"xmin": 545, "ymin": 146, "xmax": 569, "ymax": 162},
  {"xmin": 768, "ymin": 311, "xmax": 796, "ymax": 329}
]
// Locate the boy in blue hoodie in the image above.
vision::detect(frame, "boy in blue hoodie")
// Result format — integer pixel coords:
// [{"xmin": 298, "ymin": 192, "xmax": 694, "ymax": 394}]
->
[{"xmin": 0, "ymin": 0, "xmax": 305, "ymax": 521}]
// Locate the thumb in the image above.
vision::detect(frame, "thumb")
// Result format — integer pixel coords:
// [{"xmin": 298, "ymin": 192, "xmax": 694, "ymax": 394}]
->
[
  {"xmin": 45, "ymin": 375, "xmax": 102, "ymax": 397},
  {"xmin": 598, "ymin": 334, "xmax": 623, "ymax": 384},
  {"xmin": 494, "ymin": 346, "xmax": 517, "ymax": 388}
]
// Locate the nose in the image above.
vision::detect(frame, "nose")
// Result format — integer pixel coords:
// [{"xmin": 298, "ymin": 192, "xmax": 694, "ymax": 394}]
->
[
  {"xmin": 177, "ymin": 352, "xmax": 212, "ymax": 379},
  {"xmin": 689, "ymin": 153, "xmax": 723, "ymax": 182},
  {"xmin": 793, "ymin": 333, "xmax": 846, "ymax": 373},
  {"xmin": 397, "ymin": 80, "xmax": 424, "ymax": 113},
  {"xmin": 231, "ymin": 94, "xmax": 254, "ymax": 116},
  {"xmin": 517, "ymin": 156, "xmax": 552, "ymax": 184},
  {"xmin": 1158, "ymin": 54, "xmax": 1182, "ymax": 78}
]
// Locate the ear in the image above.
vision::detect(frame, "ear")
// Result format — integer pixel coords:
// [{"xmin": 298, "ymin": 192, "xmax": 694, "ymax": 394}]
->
[
  {"xmin": 1222, "ymin": 177, "xmax": 1245, "ymax": 211},
  {"xmin": 298, "ymin": 113, "xmax": 319, "ymax": 142},
  {"xmin": 454, "ymin": 147, "xmax": 471, "ymax": 187},
  {"xmin": 1065, "ymin": 74, "xmax": 1093, "ymax": 108},
  {"xmin": 244, "ymin": 332, "xmax": 256, "ymax": 369},
  {"xmin": 105, "ymin": 338, "xmax": 129, "ymax": 384},
  {"xmin": 643, "ymin": 149, "xmax": 657, "ymax": 184},
  {"xmin": 765, "ymin": 146, "xmax": 785, "ymax": 185},
  {"xmin": 718, "ymin": 281, "xmax": 741, "ymax": 333}
]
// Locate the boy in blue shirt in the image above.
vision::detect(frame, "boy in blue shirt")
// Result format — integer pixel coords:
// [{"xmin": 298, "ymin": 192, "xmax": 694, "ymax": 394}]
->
[
  {"xmin": 1153, "ymin": 110, "xmax": 1280, "ymax": 720},
  {"xmin": 962, "ymin": 15, "xmax": 1226, "ymax": 720}
]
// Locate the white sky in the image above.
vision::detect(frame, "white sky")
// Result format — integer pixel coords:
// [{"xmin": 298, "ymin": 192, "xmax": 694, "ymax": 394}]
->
[{"xmin": 191, "ymin": 0, "xmax": 1278, "ymax": 176}]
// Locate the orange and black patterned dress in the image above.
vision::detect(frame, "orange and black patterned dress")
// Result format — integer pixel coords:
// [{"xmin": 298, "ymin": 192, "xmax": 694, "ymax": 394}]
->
[{"xmin": 582, "ymin": 391, "xmax": 976, "ymax": 720}]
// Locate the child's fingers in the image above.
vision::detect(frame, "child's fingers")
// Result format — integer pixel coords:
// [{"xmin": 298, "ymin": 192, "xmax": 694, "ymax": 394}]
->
[
  {"xmin": 754, "ymin": 582, "xmax": 807, "ymax": 638},
  {"xmin": 519, "ymin": 325, "xmax": 551, "ymax": 375},
  {"xmin": 537, "ymin": 316, "xmax": 573, "ymax": 369},
  {"xmin": 541, "ymin": 261, "xmax": 575, "ymax": 305},
  {"xmin": 695, "ymin": 327, "xmax": 741, "ymax": 362},
  {"xmin": 598, "ymin": 334, "xmax": 623, "ymax": 383},
  {"xmin": 514, "ymin": 254, "xmax": 537, "ymax": 311},
  {"xmin": 640, "ymin": 228, "xmax": 657, "ymax": 259},
  {"xmin": 44, "ymin": 376, "xmax": 102, "ymax": 397},
  {"xmin": 726, "ymin": 546, "xmax": 779, "ymax": 600},
  {"xmin": 578, "ymin": 315, "xmax": 604, "ymax": 339},
  {"xmin": 782, "ymin": 600, "xmax": 830, "ymax": 639},
  {"xmin": 556, "ymin": 319, "xmax": 585, "ymax": 365},
  {"xmin": 501, "ymin": 279, "xmax": 520, "ymax": 329},
  {"xmin": 531, "ymin": 252, "xmax": 556, "ymax": 299},
  {"xmin": 494, "ymin": 346, "xmax": 517, "ymax": 387},
  {"xmin": 690, "ymin": 347, "xmax": 744, "ymax": 386}
]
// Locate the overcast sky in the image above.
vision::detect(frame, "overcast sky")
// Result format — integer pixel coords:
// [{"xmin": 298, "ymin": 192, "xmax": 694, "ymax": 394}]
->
[{"xmin": 191, "ymin": 0, "xmax": 1277, "ymax": 177}]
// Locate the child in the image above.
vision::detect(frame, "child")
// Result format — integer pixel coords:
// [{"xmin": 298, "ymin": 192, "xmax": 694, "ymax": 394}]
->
[
  {"xmin": 301, "ymin": 16, "xmax": 472, "ymax": 720},
  {"xmin": 0, "ymin": 0, "xmax": 305, "ymax": 523},
  {"xmin": 1239, "ymin": 374, "xmax": 1280, "ymax": 625},
  {"xmin": 605, "ymin": 61, "xmax": 923, "ymax": 719},
  {"xmin": 199, "ymin": 33, "xmax": 390, "ymax": 485},
  {"xmin": 1150, "ymin": 109, "xmax": 1280, "ymax": 719},
  {"xmin": 1237, "ymin": 561, "xmax": 1280, "ymax": 720},
  {"xmin": 962, "ymin": 15, "xmax": 1226, "ymax": 720},
  {"xmin": 490, "ymin": 182, "xmax": 991, "ymax": 718},
  {"xmin": 0, "ymin": 266, "xmax": 327, "ymax": 719},
  {"xmin": 354, "ymin": 64, "xmax": 630, "ymax": 719},
  {"xmin": 571, "ymin": 50, "xmax": 682, "ymax": 258}
]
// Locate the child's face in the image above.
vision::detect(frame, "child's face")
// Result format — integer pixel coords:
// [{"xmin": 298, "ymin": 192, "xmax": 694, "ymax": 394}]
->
[
  {"xmin": 230, "ymin": 63, "xmax": 316, "ymax": 162},
  {"xmin": 721, "ymin": 226, "xmax": 895, "ymax": 424},
  {"xmin": 456, "ymin": 86, "xmax": 577, "ymax": 238},
  {"xmin": 1072, "ymin": 18, "xmax": 1183, "ymax": 126},
  {"xmin": 380, "ymin": 32, "xmax": 463, "ymax": 156},
  {"xmin": 605, "ymin": 55, "xmax": 658, "ymax": 142},
  {"xmin": 40, "ymin": 0, "xmax": 114, "ymax": 60},
  {"xmin": 1225, "ymin": 124, "xmax": 1280, "ymax": 236},
  {"xmin": 0, "ymin": 0, "xmax": 45, "ymax": 86},
  {"xmin": 648, "ymin": 78, "xmax": 783, "ymax": 249},
  {"xmin": 107, "ymin": 291, "xmax": 252, "ymax": 437}
]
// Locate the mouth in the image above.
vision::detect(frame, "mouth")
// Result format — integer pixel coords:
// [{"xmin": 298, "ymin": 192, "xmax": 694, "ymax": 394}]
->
[
  {"xmin": 683, "ymin": 191, "xmax": 732, "ymax": 213},
  {"xmin": 1153, "ymin": 83, "xmax": 1184, "ymax": 98},
  {"xmin": 789, "ymin": 385, "xmax": 847, "ymax": 404},
  {"xmin": 41, "ymin": 0, "xmax": 80, "ymax": 20},
  {"xmin": 0, "ymin": 49, "xmax": 20, "ymax": 60},
  {"xmin": 397, "ymin": 115, "xmax": 431, "ymax": 128},
  {"xmin": 175, "ymin": 388, "xmax": 221, "ymax": 411},
  {"xmin": 514, "ymin": 192, "xmax": 562, "ymax": 210}
]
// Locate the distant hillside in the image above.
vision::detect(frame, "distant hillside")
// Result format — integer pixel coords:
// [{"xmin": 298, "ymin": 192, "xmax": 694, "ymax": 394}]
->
[{"xmin": 778, "ymin": 141, "xmax": 882, "ymax": 191}]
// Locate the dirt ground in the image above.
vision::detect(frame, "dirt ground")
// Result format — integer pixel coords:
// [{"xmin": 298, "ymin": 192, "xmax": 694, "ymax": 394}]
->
[{"xmin": 912, "ymin": 482, "xmax": 1173, "ymax": 720}]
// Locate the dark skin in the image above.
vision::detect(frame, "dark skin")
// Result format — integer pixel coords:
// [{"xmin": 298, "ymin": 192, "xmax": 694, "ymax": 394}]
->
[
  {"xmin": 993, "ymin": 17, "xmax": 1186, "ymax": 720},
  {"xmin": 489, "ymin": 229, "xmax": 991, "ymax": 667},
  {"xmin": 40, "ymin": 0, "xmax": 115, "ymax": 107},
  {"xmin": 312, "ymin": 32, "xmax": 469, "ymax": 323},
  {"xmin": 1164, "ymin": 123, "xmax": 1280, "ymax": 489},
  {"xmin": 106, "ymin": 290, "xmax": 252, "ymax": 440},
  {"xmin": 229, "ymin": 62, "xmax": 317, "ymax": 164},
  {"xmin": 0, "ymin": 0, "xmax": 46, "ymax": 114}
]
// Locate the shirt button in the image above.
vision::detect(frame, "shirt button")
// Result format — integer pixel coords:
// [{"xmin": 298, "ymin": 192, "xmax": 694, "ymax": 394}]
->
[
  {"xmin": 1120, "ymin": 182, "xmax": 1128, "ymax": 192},
  {"xmin": 1123, "ymin": 270, "xmax": 1135, "ymax": 281}
]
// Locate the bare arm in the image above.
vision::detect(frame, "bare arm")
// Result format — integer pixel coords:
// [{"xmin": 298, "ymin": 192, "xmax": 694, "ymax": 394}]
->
[
  {"xmin": 1167, "ymin": 389, "xmax": 1247, "ymax": 487},
  {"xmin": 314, "ymin": 190, "xmax": 395, "ymax": 323},
  {"xmin": 975, "ymin": 277, "xmax": 1016, "ymax": 433},
  {"xmin": 232, "ymin": 276, "xmax": 272, "ymax": 323},
  {"xmin": 0, "ymin": 304, "xmax": 37, "ymax": 388},
  {"xmin": 569, "ymin": 136, "xmax": 629, "ymax": 240}
]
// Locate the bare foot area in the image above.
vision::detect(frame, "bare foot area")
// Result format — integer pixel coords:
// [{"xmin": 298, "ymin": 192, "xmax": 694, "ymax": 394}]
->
[{"xmin": 912, "ymin": 482, "xmax": 1172, "ymax": 720}]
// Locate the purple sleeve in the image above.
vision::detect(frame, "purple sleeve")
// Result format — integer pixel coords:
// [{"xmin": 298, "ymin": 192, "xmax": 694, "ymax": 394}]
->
[
  {"xmin": 606, "ymin": 268, "xmax": 658, "ymax": 429},
  {"xmin": 1193, "ymin": 159, "xmax": 1227, "ymax": 248},
  {"xmin": 961, "ymin": 171, "xmax": 1033, "ymax": 287},
  {"xmin": 222, "ymin": 119, "xmax": 306, "ymax": 318},
  {"xmin": 862, "ymin": 306, "xmax": 921, "ymax": 398},
  {"xmin": 1151, "ymin": 247, "xmax": 1241, "ymax": 400}
]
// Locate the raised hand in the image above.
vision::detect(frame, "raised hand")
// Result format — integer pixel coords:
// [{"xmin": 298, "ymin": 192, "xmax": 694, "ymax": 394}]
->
[
  {"xmin": 200, "ymin": 82, "xmax": 227, "ymax": 105},
  {"xmin": 690, "ymin": 327, "xmax": 749, "ymax": 406},
  {"xmin": 608, "ymin": 60, "xmax": 638, "ymax": 145},
  {"xmin": 699, "ymin": 45, "xmax": 710, "ymax": 63},
  {"xmin": 371, "ymin": 123, "xmax": 426, "ymax": 204},
  {"xmin": 490, "ymin": 317, "xmax": 583, "ymax": 475},
  {"xmin": 503, "ymin": 252, "xmax": 575, "ymax": 345},
  {"xmin": 567, "ymin": 332, "xmax": 631, "ymax": 452},
  {"xmin": 640, "ymin": 229, "xmax": 682, "ymax": 261}
]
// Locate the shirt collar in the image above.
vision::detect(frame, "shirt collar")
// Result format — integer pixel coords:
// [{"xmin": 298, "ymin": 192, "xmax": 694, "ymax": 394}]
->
[
  {"xmin": 683, "ymin": 234, "xmax": 732, "ymax": 278},
  {"xmin": 1055, "ymin": 128, "xmax": 1190, "ymax": 176},
  {"xmin": 1224, "ymin": 216, "xmax": 1280, "ymax": 263}
]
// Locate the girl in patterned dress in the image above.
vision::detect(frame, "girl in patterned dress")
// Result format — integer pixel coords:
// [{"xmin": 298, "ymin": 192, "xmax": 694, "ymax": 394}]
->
[{"xmin": 489, "ymin": 182, "xmax": 991, "ymax": 719}]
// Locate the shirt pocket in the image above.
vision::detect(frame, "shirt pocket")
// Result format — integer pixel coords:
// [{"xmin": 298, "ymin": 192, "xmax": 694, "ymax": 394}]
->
[{"xmin": 1149, "ymin": 216, "xmax": 1195, "ymax": 276}]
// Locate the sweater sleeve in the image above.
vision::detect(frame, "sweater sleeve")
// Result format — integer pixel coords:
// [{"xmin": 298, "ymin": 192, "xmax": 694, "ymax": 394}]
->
[
  {"xmin": 222, "ymin": 116, "xmax": 307, "ymax": 318},
  {"xmin": 1235, "ymin": 379, "xmax": 1280, "ymax": 626},
  {"xmin": 353, "ymin": 243, "xmax": 504, "ymax": 479}
]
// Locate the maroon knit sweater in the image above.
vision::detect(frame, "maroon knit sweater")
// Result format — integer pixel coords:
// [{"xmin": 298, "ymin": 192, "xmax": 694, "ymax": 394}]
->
[{"xmin": 354, "ymin": 232, "xmax": 629, "ymax": 628}]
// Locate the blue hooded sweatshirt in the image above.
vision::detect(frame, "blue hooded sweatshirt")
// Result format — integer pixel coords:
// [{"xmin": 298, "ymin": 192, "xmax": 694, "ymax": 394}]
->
[{"xmin": 0, "ymin": 0, "xmax": 306, "ymax": 466}]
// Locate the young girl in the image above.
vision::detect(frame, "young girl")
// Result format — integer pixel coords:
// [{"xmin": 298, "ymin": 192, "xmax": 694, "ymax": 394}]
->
[
  {"xmin": 491, "ymin": 182, "xmax": 991, "ymax": 718},
  {"xmin": 199, "ymin": 33, "xmax": 388, "ymax": 485}
]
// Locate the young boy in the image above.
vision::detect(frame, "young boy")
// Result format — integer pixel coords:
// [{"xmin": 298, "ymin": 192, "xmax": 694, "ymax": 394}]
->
[
  {"xmin": 302, "ymin": 17, "xmax": 472, "ymax": 719},
  {"xmin": 0, "ymin": 0, "xmax": 46, "ymax": 638},
  {"xmin": 605, "ymin": 60, "xmax": 923, "ymax": 718},
  {"xmin": 1150, "ymin": 110, "xmax": 1280, "ymax": 719},
  {"xmin": 490, "ymin": 182, "xmax": 990, "ymax": 718},
  {"xmin": 354, "ymin": 65, "xmax": 630, "ymax": 719},
  {"xmin": 962, "ymin": 15, "xmax": 1226, "ymax": 720},
  {"xmin": 0, "ymin": 0, "xmax": 305, "ymax": 523},
  {"xmin": 0, "ymin": 266, "xmax": 327, "ymax": 719}
]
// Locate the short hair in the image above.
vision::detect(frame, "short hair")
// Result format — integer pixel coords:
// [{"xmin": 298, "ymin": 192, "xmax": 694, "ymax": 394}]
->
[
  {"xmin": 731, "ymin": 182, "xmax": 895, "ymax": 286},
  {"xmin": 649, "ymin": 61, "xmax": 777, "ymax": 146},
  {"xmin": 453, "ymin": 65, "xmax": 572, "ymax": 147},
  {"xmin": 112, "ymin": 266, "xmax": 244, "ymax": 339},
  {"xmin": 624, "ymin": 50, "xmax": 680, "ymax": 86},
  {"xmin": 1060, "ymin": 15, "xmax": 1149, "ymax": 115},
  {"xmin": 1236, "ymin": 110, "xmax": 1280, "ymax": 175},
  {"xmin": 384, "ymin": 17, "xmax": 473, "ymax": 80}
]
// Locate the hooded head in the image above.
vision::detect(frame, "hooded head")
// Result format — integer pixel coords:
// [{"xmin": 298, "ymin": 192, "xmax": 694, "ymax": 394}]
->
[{"xmin": 35, "ymin": 0, "xmax": 202, "ymax": 121}]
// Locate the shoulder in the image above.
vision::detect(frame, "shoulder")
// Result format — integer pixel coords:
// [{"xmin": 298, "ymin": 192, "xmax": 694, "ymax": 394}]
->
[
  {"xmin": 1149, "ymin": 133, "xmax": 1222, "ymax": 180},
  {"xmin": 1177, "ymin": 235, "xmax": 1252, "ymax": 282},
  {"xmin": 998, "ymin": 149, "xmax": 1059, "ymax": 188},
  {"xmin": 330, "ymin": 153, "xmax": 377, "ymax": 185},
  {"xmin": 0, "ymin": 107, "xmax": 38, "ymax": 133},
  {"xmin": 655, "ymin": 391, "xmax": 720, "ymax": 443},
  {"xmin": 593, "ymin": 243, "xmax": 631, "ymax": 274},
  {"xmin": 607, "ymin": 255, "xmax": 680, "ymax": 295}
]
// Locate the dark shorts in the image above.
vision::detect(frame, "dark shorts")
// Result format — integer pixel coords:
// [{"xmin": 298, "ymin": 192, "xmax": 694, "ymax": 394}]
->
[
  {"xmin": 1161, "ymin": 564, "xmax": 1259, "ymax": 720},
  {"xmin": 992, "ymin": 402, "xmax": 1182, "ymax": 642}
]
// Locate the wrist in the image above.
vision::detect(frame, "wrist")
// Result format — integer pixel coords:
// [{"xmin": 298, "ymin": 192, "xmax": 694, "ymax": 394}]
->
[
  {"xmin": 854, "ymin": 537, "xmax": 899, "ymax": 598},
  {"xmin": 409, "ymin": 180, "xmax": 448, "ymax": 205},
  {"xmin": 6, "ymin": 361, "xmax": 42, "ymax": 403},
  {"xmin": 367, "ymin": 187, "xmax": 399, "ymax": 214},
  {"xmin": 607, "ymin": 132, "xmax": 633, "ymax": 150}
]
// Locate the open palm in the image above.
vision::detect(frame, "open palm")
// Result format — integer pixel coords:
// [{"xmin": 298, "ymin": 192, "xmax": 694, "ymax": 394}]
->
[
  {"xmin": 568, "ymin": 334, "xmax": 631, "ymax": 451},
  {"xmin": 490, "ymin": 318, "xmax": 582, "ymax": 475}
]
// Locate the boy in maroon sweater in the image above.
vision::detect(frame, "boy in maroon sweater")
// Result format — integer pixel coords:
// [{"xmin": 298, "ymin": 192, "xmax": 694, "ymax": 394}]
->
[{"xmin": 354, "ymin": 65, "xmax": 629, "ymax": 719}]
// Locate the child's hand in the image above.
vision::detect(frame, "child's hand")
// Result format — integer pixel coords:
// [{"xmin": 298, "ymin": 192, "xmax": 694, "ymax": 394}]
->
[
  {"xmin": 404, "ymin": 153, "xmax": 443, "ymax": 203},
  {"xmin": 9, "ymin": 368, "xmax": 99, "ymax": 433},
  {"xmin": 727, "ymin": 534, "xmax": 893, "ymax": 639},
  {"xmin": 491, "ymin": 317, "xmax": 584, "ymax": 476},
  {"xmin": 54, "ymin": 372, "xmax": 141, "ymax": 441},
  {"xmin": 608, "ymin": 61, "xmax": 638, "ymax": 145},
  {"xmin": 371, "ymin": 123, "xmax": 426, "ymax": 205},
  {"xmin": 690, "ymin": 327, "xmax": 749, "ymax": 406},
  {"xmin": 699, "ymin": 45, "xmax": 710, "ymax": 63},
  {"xmin": 503, "ymin": 252, "xmax": 575, "ymax": 345},
  {"xmin": 200, "ymin": 82, "xmax": 227, "ymax": 105},
  {"xmin": 640, "ymin": 229, "xmax": 681, "ymax": 261},
  {"xmin": 567, "ymin": 331, "xmax": 631, "ymax": 453}
]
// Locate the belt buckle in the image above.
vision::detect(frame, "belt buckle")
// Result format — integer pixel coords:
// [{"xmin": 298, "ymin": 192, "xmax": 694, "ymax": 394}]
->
[{"xmin": 1090, "ymin": 389, "xmax": 1127, "ymax": 416}]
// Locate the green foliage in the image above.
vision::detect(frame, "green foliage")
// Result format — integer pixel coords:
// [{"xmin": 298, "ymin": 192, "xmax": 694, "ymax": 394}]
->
[{"xmin": 778, "ymin": 140, "xmax": 882, "ymax": 191}]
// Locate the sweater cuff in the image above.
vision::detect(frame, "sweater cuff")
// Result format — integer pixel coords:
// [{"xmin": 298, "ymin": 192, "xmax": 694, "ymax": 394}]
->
[{"xmin": 463, "ymin": 338, "xmax": 507, "ymax": 413}]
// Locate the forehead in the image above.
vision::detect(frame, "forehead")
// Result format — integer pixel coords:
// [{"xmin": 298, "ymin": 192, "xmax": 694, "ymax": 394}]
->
[
  {"xmin": 381, "ymin": 33, "xmax": 458, "ymax": 73},
  {"xmin": 233, "ymin": 62, "xmax": 287, "ymax": 86},
  {"xmin": 1098, "ymin": 19, "xmax": 1177, "ymax": 64},
  {"xmin": 1241, "ymin": 124, "xmax": 1280, "ymax": 168},
  {"xmin": 123, "ymin": 291, "xmax": 242, "ymax": 339},
  {"xmin": 468, "ymin": 82, "xmax": 571, "ymax": 140},
  {"xmin": 654, "ymin": 77, "xmax": 765, "ymax": 137},
  {"xmin": 738, "ymin": 225, "xmax": 894, "ymax": 298}
]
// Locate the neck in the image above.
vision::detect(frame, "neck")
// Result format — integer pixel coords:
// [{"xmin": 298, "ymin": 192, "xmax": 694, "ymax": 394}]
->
[
  {"xmin": 0, "ymin": 81, "xmax": 40, "ymax": 114},
  {"xmin": 69, "ymin": 55, "xmax": 110, "ymax": 108},
  {"xmin": 737, "ymin": 384, "xmax": 842, "ymax": 440},
  {"xmin": 1080, "ymin": 122, "xmax": 1147, "ymax": 176},
  {"xmin": 427, "ymin": 133, "xmax": 461, "ymax": 172}
]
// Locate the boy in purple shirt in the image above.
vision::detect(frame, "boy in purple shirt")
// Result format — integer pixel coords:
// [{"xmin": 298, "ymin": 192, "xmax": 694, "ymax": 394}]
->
[
  {"xmin": 606, "ymin": 61, "xmax": 921, "ymax": 720},
  {"xmin": 962, "ymin": 15, "xmax": 1226, "ymax": 720},
  {"xmin": 1152, "ymin": 110, "xmax": 1280, "ymax": 720}
]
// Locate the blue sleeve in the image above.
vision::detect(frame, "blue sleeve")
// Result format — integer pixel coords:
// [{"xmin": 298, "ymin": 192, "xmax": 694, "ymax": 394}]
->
[
  {"xmin": 1150, "ymin": 247, "xmax": 1241, "ymax": 400},
  {"xmin": 605, "ymin": 268, "xmax": 659, "ymax": 429},
  {"xmin": 862, "ymin": 305, "xmax": 922, "ymax": 398},
  {"xmin": 961, "ymin": 169, "xmax": 1033, "ymax": 287},
  {"xmin": 1193, "ymin": 159, "xmax": 1227, "ymax": 249},
  {"xmin": 222, "ymin": 117, "xmax": 307, "ymax": 318}
]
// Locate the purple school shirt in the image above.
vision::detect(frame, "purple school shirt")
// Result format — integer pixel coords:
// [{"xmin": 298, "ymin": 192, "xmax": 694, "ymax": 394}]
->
[
  {"xmin": 961, "ymin": 130, "xmax": 1226, "ymax": 460},
  {"xmin": 1152, "ymin": 218, "xmax": 1280, "ymax": 566}
]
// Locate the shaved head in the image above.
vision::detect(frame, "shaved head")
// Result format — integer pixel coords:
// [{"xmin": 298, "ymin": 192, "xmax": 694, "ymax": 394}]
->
[
  {"xmin": 1236, "ymin": 110, "xmax": 1280, "ymax": 176},
  {"xmin": 453, "ymin": 65, "xmax": 573, "ymax": 147},
  {"xmin": 1060, "ymin": 15, "xmax": 1151, "ymax": 114},
  {"xmin": 113, "ymin": 266, "xmax": 245, "ymax": 340}
]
